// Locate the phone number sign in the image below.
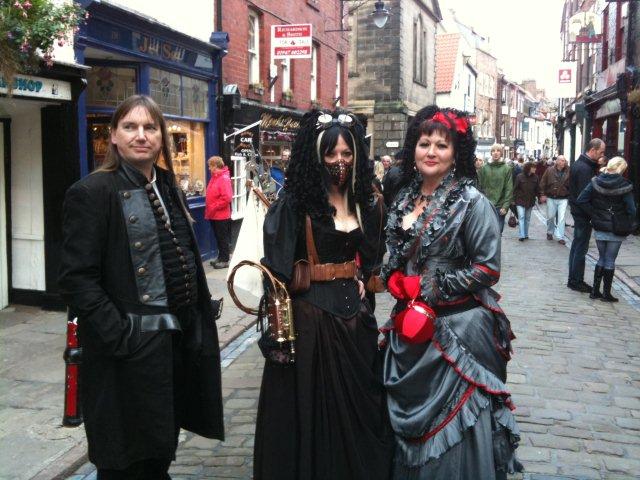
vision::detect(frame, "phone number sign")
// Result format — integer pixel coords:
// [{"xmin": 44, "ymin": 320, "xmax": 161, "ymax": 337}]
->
[{"xmin": 271, "ymin": 24, "xmax": 313, "ymax": 59}]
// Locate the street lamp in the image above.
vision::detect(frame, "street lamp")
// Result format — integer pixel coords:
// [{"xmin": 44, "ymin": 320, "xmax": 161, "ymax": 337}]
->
[
  {"xmin": 326, "ymin": 0, "xmax": 390, "ymax": 32},
  {"xmin": 370, "ymin": 1, "xmax": 390, "ymax": 28}
]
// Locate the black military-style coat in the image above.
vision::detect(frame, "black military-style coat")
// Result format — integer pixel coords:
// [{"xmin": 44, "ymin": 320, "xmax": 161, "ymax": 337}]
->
[{"xmin": 58, "ymin": 163, "xmax": 224, "ymax": 470}]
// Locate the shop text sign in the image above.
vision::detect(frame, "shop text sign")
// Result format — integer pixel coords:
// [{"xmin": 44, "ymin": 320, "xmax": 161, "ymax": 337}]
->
[
  {"xmin": 0, "ymin": 74, "xmax": 71, "ymax": 100},
  {"xmin": 271, "ymin": 24, "xmax": 312, "ymax": 59}
]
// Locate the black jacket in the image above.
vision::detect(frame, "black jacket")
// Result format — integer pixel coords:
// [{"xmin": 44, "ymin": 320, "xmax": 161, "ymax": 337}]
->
[
  {"xmin": 569, "ymin": 153, "xmax": 598, "ymax": 217},
  {"xmin": 58, "ymin": 165, "xmax": 224, "ymax": 469},
  {"xmin": 382, "ymin": 165, "xmax": 404, "ymax": 208},
  {"xmin": 580, "ymin": 174, "xmax": 635, "ymax": 233}
]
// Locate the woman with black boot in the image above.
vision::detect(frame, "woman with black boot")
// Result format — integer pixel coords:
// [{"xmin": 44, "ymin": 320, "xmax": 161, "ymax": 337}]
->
[{"xmin": 577, "ymin": 157, "xmax": 636, "ymax": 302}]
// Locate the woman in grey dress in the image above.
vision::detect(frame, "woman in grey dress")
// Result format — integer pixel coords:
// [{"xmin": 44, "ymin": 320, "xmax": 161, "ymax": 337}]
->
[{"xmin": 380, "ymin": 105, "xmax": 523, "ymax": 479}]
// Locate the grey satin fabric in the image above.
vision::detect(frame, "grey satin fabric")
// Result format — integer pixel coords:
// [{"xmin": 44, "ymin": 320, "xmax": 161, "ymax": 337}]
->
[{"xmin": 382, "ymin": 185, "xmax": 520, "ymax": 478}]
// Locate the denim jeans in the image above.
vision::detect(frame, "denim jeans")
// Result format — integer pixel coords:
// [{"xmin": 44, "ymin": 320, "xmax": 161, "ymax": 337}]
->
[
  {"xmin": 595, "ymin": 240, "xmax": 622, "ymax": 269},
  {"xmin": 546, "ymin": 198, "xmax": 568, "ymax": 240},
  {"xmin": 568, "ymin": 214, "xmax": 592, "ymax": 285},
  {"xmin": 516, "ymin": 206, "xmax": 532, "ymax": 239}
]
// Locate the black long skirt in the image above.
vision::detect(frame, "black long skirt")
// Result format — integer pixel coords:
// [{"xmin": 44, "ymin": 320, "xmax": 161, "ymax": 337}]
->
[{"xmin": 253, "ymin": 300, "xmax": 394, "ymax": 480}]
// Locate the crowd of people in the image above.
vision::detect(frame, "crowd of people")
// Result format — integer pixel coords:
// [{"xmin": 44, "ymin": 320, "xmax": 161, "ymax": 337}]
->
[{"xmin": 58, "ymin": 94, "xmax": 636, "ymax": 480}]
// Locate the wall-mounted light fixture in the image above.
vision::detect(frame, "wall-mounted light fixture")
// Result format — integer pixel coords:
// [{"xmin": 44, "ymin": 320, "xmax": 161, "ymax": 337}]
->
[{"xmin": 326, "ymin": 0, "xmax": 390, "ymax": 32}]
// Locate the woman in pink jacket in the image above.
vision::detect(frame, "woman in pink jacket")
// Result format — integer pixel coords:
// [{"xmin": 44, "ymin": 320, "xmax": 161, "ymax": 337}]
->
[{"xmin": 205, "ymin": 156, "xmax": 233, "ymax": 268}]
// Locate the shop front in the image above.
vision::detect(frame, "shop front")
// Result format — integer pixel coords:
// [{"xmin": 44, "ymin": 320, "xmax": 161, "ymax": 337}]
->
[
  {"xmin": 76, "ymin": 1, "xmax": 227, "ymax": 258},
  {"xmin": 0, "ymin": 65, "xmax": 86, "ymax": 308},
  {"xmin": 225, "ymin": 101, "xmax": 302, "ymax": 219}
]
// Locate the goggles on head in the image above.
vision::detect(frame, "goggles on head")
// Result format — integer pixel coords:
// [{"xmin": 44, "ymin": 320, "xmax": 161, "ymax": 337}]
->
[{"xmin": 316, "ymin": 113, "xmax": 354, "ymax": 130}]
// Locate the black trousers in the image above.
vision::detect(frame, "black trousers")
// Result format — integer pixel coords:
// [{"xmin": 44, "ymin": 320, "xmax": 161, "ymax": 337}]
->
[{"xmin": 210, "ymin": 219, "xmax": 231, "ymax": 262}]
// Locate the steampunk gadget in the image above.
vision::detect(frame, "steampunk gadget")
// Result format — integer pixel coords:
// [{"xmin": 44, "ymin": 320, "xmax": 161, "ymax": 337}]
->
[{"xmin": 227, "ymin": 260, "xmax": 296, "ymax": 364}]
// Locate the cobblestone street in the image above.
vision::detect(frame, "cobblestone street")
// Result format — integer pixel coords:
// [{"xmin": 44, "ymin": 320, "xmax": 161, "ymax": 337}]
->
[{"xmin": 69, "ymin": 212, "xmax": 640, "ymax": 480}]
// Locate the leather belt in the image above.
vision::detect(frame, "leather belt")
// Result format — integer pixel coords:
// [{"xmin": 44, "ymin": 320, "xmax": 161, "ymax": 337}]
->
[{"xmin": 310, "ymin": 260, "xmax": 357, "ymax": 282}]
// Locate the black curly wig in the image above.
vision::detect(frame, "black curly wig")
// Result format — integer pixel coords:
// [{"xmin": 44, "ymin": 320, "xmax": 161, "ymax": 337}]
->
[
  {"xmin": 284, "ymin": 109, "xmax": 374, "ymax": 219},
  {"xmin": 396, "ymin": 105, "xmax": 477, "ymax": 190}
]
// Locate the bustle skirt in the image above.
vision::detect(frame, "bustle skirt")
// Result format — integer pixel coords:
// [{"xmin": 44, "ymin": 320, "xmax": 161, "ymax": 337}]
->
[{"xmin": 384, "ymin": 304, "xmax": 523, "ymax": 480}]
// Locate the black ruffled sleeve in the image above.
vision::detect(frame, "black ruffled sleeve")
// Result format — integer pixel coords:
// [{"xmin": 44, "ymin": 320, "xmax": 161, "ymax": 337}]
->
[
  {"xmin": 358, "ymin": 196, "xmax": 387, "ymax": 281},
  {"xmin": 261, "ymin": 193, "xmax": 300, "ymax": 282}
]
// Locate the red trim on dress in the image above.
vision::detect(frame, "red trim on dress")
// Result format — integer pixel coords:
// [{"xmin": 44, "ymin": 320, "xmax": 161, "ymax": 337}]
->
[
  {"xmin": 473, "ymin": 263, "xmax": 500, "ymax": 278},
  {"xmin": 432, "ymin": 340, "xmax": 515, "ymax": 409},
  {"xmin": 408, "ymin": 384, "xmax": 477, "ymax": 443}
]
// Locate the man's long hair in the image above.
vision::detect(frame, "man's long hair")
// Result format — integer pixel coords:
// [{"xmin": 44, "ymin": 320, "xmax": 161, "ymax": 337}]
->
[
  {"xmin": 284, "ymin": 109, "xmax": 374, "ymax": 219},
  {"xmin": 96, "ymin": 95, "xmax": 174, "ymax": 175}
]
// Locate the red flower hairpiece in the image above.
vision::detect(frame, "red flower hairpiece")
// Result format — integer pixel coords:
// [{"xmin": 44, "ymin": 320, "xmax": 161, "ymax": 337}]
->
[{"xmin": 431, "ymin": 111, "xmax": 469, "ymax": 134}]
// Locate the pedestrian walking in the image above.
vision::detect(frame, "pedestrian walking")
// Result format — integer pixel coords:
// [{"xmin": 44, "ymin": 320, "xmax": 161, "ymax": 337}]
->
[
  {"xmin": 540, "ymin": 154, "xmax": 570, "ymax": 244},
  {"xmin": 478, "ymin": 143, "xmax": 514, "ymax": 233},
  {"xmin": 514, "ymin": 162, "xmax": 540, "ymax": 241},
  {"xmin": 381, "ymin": 106, "xmax": 522, "ymax": 479},
  {"xmin": 567, "ymin": 138, "xmax": 605, "ymax": 293},
  {"xmin": 254, "ymin": 110, "xmax": 393, "ymax": 480},
  {"xmin": 58, "ymin": 95, "xmax": 224, "ymax": 478},
  {"xmin": 577, "ymin": 157, "xmax": 637, "ymax": 302},
  {"xmin": 205, "ymin": 155, "xmax": 233, "ymax": 269}
]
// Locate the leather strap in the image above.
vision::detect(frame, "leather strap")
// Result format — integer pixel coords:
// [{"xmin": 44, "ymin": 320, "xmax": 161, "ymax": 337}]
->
[
  {"xmin": 310, "ymin": 261, "xmax": 357, "ymax": 281},
  {"xmin": 305, "ymin": 215, "xmax": 320, "ymax": 264}
]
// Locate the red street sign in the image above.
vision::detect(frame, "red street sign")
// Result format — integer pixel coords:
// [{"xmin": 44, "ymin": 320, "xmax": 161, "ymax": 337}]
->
[
  {"xmin": 273, "ymin": 24, "xmax": 312, "ymax": 38},
  {"xmin": 559, "ymin": 69, "xmax": 572, "ymax": 84}
]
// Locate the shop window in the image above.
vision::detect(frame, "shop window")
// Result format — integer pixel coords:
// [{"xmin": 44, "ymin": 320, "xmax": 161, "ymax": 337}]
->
[
  {"xmin": 150, "ymin": 68, "xmax": 181, "ymax": 116},
  {"xmin": 281, "ymin": 58, "xmax": 291, "ymax": 93},
  {"xmin": 230, "ymin": 155, "xmax": 247, "ymax": 219},
  {"xmin": 86, "ymin": 66, "xmax": 136, "ymax": 107},
  {"xmin": 335, "ymin": 56, "xmax": 342, "ymax": 106},
  {"xmin": 182, "ymin": 76, "xmax": 208, "ymax": 119},
  {"xmin": 167, "ymin": 120, "xmax": 206, "ymax": 197}
]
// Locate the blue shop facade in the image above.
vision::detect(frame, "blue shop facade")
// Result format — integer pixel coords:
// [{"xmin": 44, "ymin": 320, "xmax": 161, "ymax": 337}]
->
[{"xmin": 76, "ymin": 1, "xmax": 228, "ymax": 260}]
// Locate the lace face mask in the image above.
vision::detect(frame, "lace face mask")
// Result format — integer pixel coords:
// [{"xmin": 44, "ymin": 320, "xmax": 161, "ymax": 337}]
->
[{"xmin": 324, "ymin": 158, "xmax": 353, "ymax": 188}]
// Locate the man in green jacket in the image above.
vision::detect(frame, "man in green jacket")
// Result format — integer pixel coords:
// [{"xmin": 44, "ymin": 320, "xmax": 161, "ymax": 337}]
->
[{"xmin": 478, "ymin": 143, "xmax": 514, "ymax": 233}]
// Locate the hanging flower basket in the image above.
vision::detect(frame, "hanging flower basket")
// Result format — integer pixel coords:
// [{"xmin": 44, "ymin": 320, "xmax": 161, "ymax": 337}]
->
[{"xmin": 0, "ymin": 0, "xmax": 86, "ymax": 95}]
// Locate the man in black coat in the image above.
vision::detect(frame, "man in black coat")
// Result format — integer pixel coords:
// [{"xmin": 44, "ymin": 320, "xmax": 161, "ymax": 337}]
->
[
  {"xmin": 567, "ymin": 138, "xmax": 605, "ymax": 292},
  {"xmin": 58, "ymin": 95, "xmax": 224, "ymax": 478}
]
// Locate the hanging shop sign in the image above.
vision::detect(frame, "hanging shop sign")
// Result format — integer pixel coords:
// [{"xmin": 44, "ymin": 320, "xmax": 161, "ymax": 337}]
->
[
  {"xmin": 568, "ymin": 10, "xmax": 602, "ymax": 43},
  {"xmin": 271, "ymin": 24, "xmax": 313, "ymax": 59},
  {"xmin": 260, "ymin": 112, "xmax": 301, "ymax": 143},
  {"xmin": 0, "ymin": 74, "xmax": 72, "ymax": 100}
]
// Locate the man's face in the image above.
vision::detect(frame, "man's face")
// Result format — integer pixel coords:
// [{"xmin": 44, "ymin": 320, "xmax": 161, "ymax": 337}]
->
[
  {"xmin": 111, "ymin": 106, "xmax": 163, "ymax": 167},
  {"xmin": 381, "ymin": 156, "xmax": 391, "ymax": 170},
  {"xmin": 281, "ymin": 150, "xmax": 290, "ymax": 162},
  {"xmin": 556, "ymin": 157, "xmax": 567, "ymax": 169},
  {"xmin": 490, "ymin": 147, "xmax": 502, "ymax": 161},
  {"xmin": 588, "ymin": 143, "xmax": 605, "ymax": 161}
]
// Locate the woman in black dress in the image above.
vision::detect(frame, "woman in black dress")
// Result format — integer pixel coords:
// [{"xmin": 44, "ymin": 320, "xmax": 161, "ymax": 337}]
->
[{"xmin": 254, "ymin": 110, "xmax": 393, "ymax": 479}]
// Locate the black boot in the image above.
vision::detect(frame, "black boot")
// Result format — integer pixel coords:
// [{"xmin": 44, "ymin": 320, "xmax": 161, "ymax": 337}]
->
[
  {"xmin": 601, "ymin": 268, "xmax": 619, "ymax": 302},
  {"xmin": 589, "ymin": 265, "xmax": 604, "ymax": 299}
]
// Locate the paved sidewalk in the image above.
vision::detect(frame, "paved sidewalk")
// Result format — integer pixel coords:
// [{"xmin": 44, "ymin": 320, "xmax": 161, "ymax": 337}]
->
[
  {"xmin": 70, "ymin": 211, "xmax": 640, "ymax": 479},
  {"xmin": 0, "ymin": 264, "xmax": 252, "ymax": 480}
]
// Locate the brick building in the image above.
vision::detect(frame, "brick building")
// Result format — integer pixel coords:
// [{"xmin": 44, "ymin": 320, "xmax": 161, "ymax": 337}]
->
[
  {"xmin": 348, "ymin": 0, "xmax": 442, "ymax": 158},
  {"xmin": 220, "ymin": 0, "xmax": 348, "ymax": 216}
]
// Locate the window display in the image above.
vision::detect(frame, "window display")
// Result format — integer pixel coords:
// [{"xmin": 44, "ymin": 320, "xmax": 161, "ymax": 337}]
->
[
  {"xmin": 167, "ymin": 120, "xmax": 206, "ymax": 197},
  {"xmin": 150, "ymin": 68, "xmax": 181, "ymax": 116}
]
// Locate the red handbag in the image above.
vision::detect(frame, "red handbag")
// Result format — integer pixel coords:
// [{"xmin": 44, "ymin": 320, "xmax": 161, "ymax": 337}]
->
[{"xmin": 387, "ymin": 270, "xmax": 436, "ymax": 344}]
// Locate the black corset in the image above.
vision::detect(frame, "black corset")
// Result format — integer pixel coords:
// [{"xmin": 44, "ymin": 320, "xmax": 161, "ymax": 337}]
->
[{"xmin": 143, "ymin": 180, "xmax": 199, "ymax": 309}]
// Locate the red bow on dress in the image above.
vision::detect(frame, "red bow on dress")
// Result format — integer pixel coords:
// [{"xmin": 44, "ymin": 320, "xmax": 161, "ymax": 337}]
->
[
  {"xmin": 387, "ymin": 271, "xmax": 436, "ymax": 344},
  {"xmin": 431, "ymin": 111, "xmax": 469, "ymax": 134}
]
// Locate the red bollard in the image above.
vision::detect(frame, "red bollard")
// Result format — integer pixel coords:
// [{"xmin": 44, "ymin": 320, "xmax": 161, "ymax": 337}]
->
[{"xmin": 62, "ymin": 313, "xmax": 83, "ymax": 427}]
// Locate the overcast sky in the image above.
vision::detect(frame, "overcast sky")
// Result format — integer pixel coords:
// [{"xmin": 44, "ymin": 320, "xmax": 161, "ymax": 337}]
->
[{"xmin": 440, "ymin": 0, "xmax": 565, "ymax": 97}]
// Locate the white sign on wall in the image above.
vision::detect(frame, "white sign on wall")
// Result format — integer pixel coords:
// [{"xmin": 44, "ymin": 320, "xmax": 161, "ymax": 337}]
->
[
  {"xmin": 271, "ymin": 24, "xmax": 313, "ymax": 59},
  {"xmin": 556, "ymin": 62, "xmax": 577, "ymax": 99},
  {"xmin": 0, "ymin": 74, "xmax": 72, "ymax": 101}
]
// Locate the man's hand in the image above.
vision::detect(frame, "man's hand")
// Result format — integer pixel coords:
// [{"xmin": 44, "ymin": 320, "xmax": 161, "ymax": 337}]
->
[
  {"xmin": 539, "ymin": 195, "xmax": 547, "ymax": 204},
  {"xmin": 499, "ymin": 208, "xmax": 507, "ymax": 216}
]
